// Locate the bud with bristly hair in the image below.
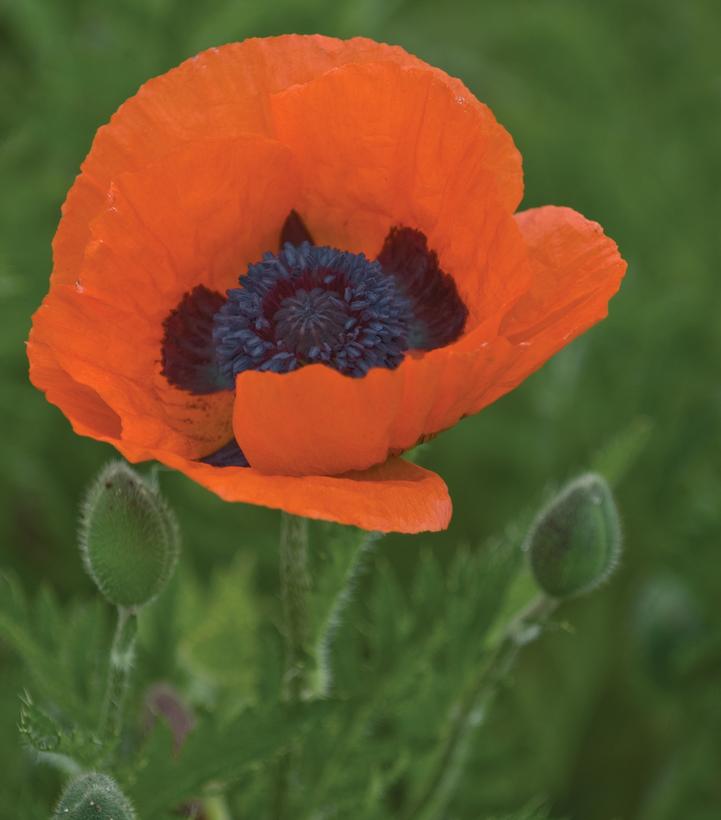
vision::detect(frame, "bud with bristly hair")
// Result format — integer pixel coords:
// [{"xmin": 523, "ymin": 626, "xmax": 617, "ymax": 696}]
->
[
  {"xmin": 526, "ymin": 473, "xmax": 622, "ymax": 599},
  {"xmin": 52, "ymin": 773, "xmax": 136, "ymax": 819},
  {"xmin": 80, "ymin": 461, "xmax": 179, "ymax": 609}
]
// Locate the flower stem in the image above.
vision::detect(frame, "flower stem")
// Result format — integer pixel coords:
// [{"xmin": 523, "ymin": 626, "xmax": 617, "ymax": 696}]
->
[
  {"xmin": 273, "ymin": 512, "xmax": 311, "ymax": 820},
  {"xmin": 279, "ymin": 512, "xmax": 310, "ymax": 701},
  {"xmin": 312, "ymin": 531, "xmax": 378, "ymax": 697},
  {"xmin": 98, "ymin": 606, "xmax": 138, "ymax": 745},
  {"xmin": 405, "ymin": 594, "xmax": 558, "ymax": 820}
]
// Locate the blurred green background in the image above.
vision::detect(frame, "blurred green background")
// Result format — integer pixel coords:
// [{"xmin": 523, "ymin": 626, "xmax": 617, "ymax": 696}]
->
[{"xmin": 2, "ymin": 0, "xmax": 720, "ymax": 817}]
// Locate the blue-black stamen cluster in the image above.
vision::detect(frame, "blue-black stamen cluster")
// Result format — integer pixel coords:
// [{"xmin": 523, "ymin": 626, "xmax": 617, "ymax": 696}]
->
[{"xmin": 213, "ymin": 242, "xmax": 412, "ymax": 383}]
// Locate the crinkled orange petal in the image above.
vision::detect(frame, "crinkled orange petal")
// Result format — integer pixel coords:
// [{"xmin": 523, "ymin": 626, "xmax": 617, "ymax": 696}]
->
[
  {"xmin": 27, "ymin": 346, "xmax": 451, "ymax": 531},
  {"xmin": 233, "ymin": 365, "xmax": 402, "ymax": 476},
  {"xmin": 232, "ymin": 333, "xmax": 519, "ymax": 477},
  {"xmin": 31, "ymin": 284, "xmax": 233, "ymax": 456},
  {"xmin": 269, "ymin": 61, "xmax": 524, "ymax": 325},
  {"xmin": 411, "ymin": 206, "xmax": 627, "ymax": 426},
  {"xmin": 54, "ymin": 35, "xmax": 522, "ymax": 286},
  {"xmin": 499, "ymin": 205, "xmax": 627, "ymax": 367},
  {"xmin": 153, "ymin": 450, "xmax": 451, "ymax": 533},
  {"xmin": 395, "ymin": 207, "xmax": 627, "ymax": 430},
  {"xmin": 29, "ymin": 331, "xmax": 451, "ymax": 532},
  {"xmin": 30, "ymin": 136, "xmax": 300, "ymax": 458},
  {"xmin": 28, "ymin": 340, "xmax": 122, "ymax": 441},
  {"xmin": 81, "ymin": 136, "xmax": 300, "ymax": 304}
]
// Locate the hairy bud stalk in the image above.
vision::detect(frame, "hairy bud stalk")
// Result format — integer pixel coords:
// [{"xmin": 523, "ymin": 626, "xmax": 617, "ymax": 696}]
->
[
  {"xmin": 527, "ymin": 473, "xmax": 622, "ymax": 598},
  {"xmin": 79, "ymin": 461, "xmax": 181, "ymax": 745}
]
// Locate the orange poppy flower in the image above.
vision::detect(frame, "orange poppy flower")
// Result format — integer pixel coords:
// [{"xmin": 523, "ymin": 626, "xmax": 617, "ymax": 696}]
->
[{"xmin": 28, "ymin": 35, "xmax": 626, "ymax": 534}]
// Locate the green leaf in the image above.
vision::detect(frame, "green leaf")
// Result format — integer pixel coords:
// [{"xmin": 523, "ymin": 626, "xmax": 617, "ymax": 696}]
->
[
  {"xmin": 0, "ymin": 573, "xmax": 108, "ymax": 726},
  {"xmin": 128, "ymin": 701, "xmax": 330, "ymax": 815},
  {"xmin": 18, "ymin": 690, "xmax": 61, "ymax": 753},
  {"xmin": 178, "ymin": 555, "xmax": 259, "ymax": 692},
  {"xmin": 591, "ymin": 415, "xmax": 653, "ymax": 487}
]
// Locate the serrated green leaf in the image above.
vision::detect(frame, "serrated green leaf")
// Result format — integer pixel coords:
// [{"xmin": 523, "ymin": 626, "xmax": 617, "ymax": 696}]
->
[
  {"xmin": 19, "ymin": 690, "xmax": 61, "ymax": 753},
  {"xmin": 0, "ymin": 573, "xmax": 108, "ymax": 729},
  {"xmin": 128, "ymin": 701, "xmax": 331, "ymax": 815}
]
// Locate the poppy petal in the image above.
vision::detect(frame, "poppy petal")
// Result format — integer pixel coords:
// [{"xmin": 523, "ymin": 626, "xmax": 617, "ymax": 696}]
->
[
  {"xmin": 81, "ymin": 136, "xmax": 300, "ymax": 304},
  {"xmin": 152, "ymin": 450, "xmax": 451, "ymax": 533},
  {"xmin": 231, "ymin": 333, "xmax": 514, "ymax": 477},
  {"xmin": 31, "ymin": 284, "xmax": 235, "ymax": 457},
  {"xmin": 500, "ymin": 205, "xmax": 627, "ymax": 358},
  {"xmin": 28, "ymin": 340, "xmax": 122, "ymax": 441},
  {"xmin": 269, "ymin": 61, "xmax": 523, "ymax": 310},
  {"xmin": 413, "ymin": 207, "xmax": 627, "ymax": 430},
  {"xmin": 29, "ymin": 333, "xmax": 451, "ymax": 534},
  {"xmin": 233, "ymin": 365, "xmax": 401, "ymax": 476},
  {"xmin": 54, "ymin": 36, "xmax": 514, "ymax": 285},
  {"xmin": 31, "ymin": 137, "xmax": 300, "ymax": 458}
]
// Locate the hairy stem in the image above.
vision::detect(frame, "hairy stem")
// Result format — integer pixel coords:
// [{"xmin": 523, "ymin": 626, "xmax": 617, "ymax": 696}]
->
[
  {"xmin": 312, "ymin": 531, "xmax": 378, "ymax": 697},
  {"xmin": 98, "ymin": 606, "xmax": 138, "ymax": 744},
  {"xmin": 273, "ymin": 512, "xmax": 311, "ymax": 820},
  {"xmin": 406, "ymin": 594, "xmax": 558, "ymax": 820},
  {"xmin": 280, "ymin": 512, "xmax": 310, "ymax": 701}
]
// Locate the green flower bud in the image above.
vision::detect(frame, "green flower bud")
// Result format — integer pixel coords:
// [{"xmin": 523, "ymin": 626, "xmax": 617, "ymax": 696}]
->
[
  {"xmin": 527, "ymin": 473, "xmax": 621, "ymax": 598},
  {"xmin": 80, "ymin": 461, "xmax": 179, "ymax": 609},
  {"xmin": 52, "ymin": 773, "xmax": 136, "ymax": 820}
]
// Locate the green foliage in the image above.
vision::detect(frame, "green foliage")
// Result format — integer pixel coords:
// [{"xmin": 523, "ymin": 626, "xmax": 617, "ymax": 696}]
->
[
  {"xmin": 127, "ymin": 701, "xmax": 332, "ymax": 815},
  {"xmin": 590, "ymin": 416, "xmax": 653, "ymax": 489},
  {"xmin": 178, "ymin": 555, "xmax": 260, "ymax": 693},
  {"xmin": 0, "ymin": 574, "xmax": 107, "ymax": 734},
  {"xmin": 2, "ymin": 509, "xmax": 544, "ymax": 817},
  {"xmin": 19, "ymin": 691, "xmax": 61, "ymax": 754},
  {"xmin": 80, "ymin": 462, "xmax": 180, "ymax": 609},
  {"xmin": 247, "ymin": 537, "xmax": 527, "ymax": 820}
]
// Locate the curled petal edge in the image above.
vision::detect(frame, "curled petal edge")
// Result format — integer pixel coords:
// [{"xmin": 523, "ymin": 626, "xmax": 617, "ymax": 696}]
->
[{"xmin": 27, "ymin": 340, "xmax": 450, "ymax": 534}]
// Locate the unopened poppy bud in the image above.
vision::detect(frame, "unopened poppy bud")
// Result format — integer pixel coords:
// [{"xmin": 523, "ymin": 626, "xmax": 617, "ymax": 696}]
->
[
  {"xmin": 52, "ymin": 772, "xmax": 136, "ymax": 819},
  {"xmin": 527, "ymin": 473, "xmax": 621, "ymax": 598},
  {"xmin": 80, "ymin": 461, "xmax": 179, "ymax": 609}
]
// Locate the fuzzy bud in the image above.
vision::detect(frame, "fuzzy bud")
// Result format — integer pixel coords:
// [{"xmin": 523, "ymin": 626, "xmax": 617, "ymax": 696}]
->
[
  {"xmin": 527, "ymin": 473, "xmax": 621, "ymax": 598},
  {"xmin": 80, "ymin": 462, "xmax": 179, "ymax": 609},
  {"xmin": 52, "ymin": 773, "xmax": 136, "ymax": 820}
]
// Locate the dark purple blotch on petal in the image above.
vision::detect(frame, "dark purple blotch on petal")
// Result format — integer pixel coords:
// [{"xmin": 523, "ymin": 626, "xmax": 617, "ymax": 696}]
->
[
  {"xmin": 377, "ymin": 227, "xmax": 468, "ymax": 350},
  {"xmin": 280, "ymin": 209, "xmax": 315, "ymax": 247},
  {"xmin": 161, "ymin": 285, "xmax": 228, "ymax": 394},
  {"xmin": 201, "ymin": 439, "xmax": 250, "ymax": 468}
]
